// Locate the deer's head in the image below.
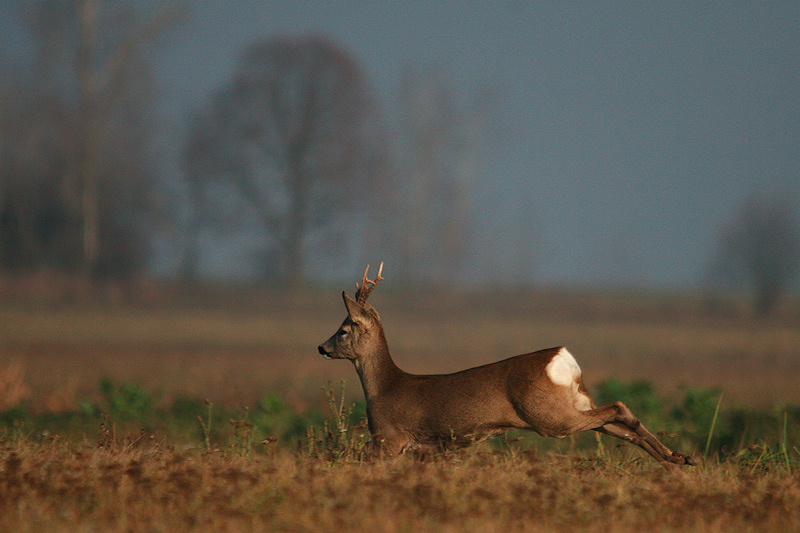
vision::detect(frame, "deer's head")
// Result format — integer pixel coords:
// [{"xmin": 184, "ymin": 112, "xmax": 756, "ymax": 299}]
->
[{"xmin": 318, "ymin": 263, "xmax": 384, "ymax": 360}]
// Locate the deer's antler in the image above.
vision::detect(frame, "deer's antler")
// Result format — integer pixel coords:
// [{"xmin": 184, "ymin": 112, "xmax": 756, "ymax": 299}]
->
[{"xmin": 355, "ymin": 262, "xmax": 384, "ymax": 304}]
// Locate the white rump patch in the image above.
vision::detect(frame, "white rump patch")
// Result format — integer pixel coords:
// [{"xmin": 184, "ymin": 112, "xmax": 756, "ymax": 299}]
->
[
  {"xmin": 573, "ymin": 388, "xmax": 592, "ymax": 411},
  {"xmin": 545, "ymin": 348, "xmax": 582, "ymax": 386},
  {"xmin": 546, "ymin": 348, "xmax": 593, "ymax": 411}
]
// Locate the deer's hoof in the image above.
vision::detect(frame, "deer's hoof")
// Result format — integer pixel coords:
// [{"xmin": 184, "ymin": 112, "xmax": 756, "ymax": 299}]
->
[{"xmin": 671, "ymin": 451, "xmax": 696, "ymax": 466}]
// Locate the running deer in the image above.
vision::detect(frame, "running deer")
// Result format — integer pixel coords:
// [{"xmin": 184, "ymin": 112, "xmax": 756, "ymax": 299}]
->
[{"xmin": 318, "ymin": 264, "xmax": 696, "ymax": 470}]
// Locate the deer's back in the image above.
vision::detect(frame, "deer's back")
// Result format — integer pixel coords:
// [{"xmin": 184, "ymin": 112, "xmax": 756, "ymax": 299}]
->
[{"xmin": 371, "ymin": 346, "xmax": 571, "ymax": 442}]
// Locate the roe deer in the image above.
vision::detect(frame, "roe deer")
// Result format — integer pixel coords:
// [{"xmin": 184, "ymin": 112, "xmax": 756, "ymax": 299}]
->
[{"xmin": 318, "ymin": 264, "xmax": 696, "ymax": 470}]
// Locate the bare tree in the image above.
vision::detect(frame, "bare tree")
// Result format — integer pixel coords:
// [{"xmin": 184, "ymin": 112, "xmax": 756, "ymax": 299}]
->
[
  {"xmin": 184, "ymin": 36, "xmax": 386, "ymax": 285},
  {"xmin": 0, "ymin": 75, "xmax": 77, "ymax": 271},
  {"xmin": 393, "ymin": 66, "xmax": 497, "ymax": 283},
  {"xmin": 710, "ymin": 194, "xmax": 800, "ymax": 315},
  {"xmin": 0, "ymin": 0, "xmax": 181, "ymax": 277}
]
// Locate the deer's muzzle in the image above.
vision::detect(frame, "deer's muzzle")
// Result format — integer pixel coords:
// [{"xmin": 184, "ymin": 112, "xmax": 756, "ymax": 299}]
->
[{"xmin": 318, "ymin": 344, "xmax": 333, "ymax": 359}]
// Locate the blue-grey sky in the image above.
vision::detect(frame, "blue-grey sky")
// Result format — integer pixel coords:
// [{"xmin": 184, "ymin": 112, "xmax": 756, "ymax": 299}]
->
[{"xmin": 4, "ymin": 1, "xmax": 799, "ymax": 287}]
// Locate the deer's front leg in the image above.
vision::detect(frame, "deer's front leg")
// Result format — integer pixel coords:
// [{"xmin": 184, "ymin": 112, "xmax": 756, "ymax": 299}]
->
[{"xmin": 366, "ymin": 429, "xmax": 410, "ymax": 459}]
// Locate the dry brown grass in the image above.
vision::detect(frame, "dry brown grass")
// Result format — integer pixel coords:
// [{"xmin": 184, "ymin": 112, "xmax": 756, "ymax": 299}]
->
[{"xmin": 1, "ymin": 439, "xmax": 799, "ymax": 532}]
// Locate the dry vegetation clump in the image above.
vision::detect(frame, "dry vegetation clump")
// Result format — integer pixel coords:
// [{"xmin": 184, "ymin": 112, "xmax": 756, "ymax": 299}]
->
[{"xmin": 1, "ymin": 438, "xmax": 799, "ymax": 532}]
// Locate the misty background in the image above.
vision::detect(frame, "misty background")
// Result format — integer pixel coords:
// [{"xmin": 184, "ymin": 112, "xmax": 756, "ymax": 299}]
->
[{"xmin": 1, "ymin": 1, "xmax": 798, "ymax": 299}]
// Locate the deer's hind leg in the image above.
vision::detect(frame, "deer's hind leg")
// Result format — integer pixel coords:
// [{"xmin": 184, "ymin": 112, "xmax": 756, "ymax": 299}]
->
[{"xmin": 585, "ymin": 402, "xmax": 696, "ymax": 468}]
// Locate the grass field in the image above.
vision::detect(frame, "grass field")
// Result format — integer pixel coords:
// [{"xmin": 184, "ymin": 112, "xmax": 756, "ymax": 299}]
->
[
  {"xmin": 2, "ymin": 441, "xmax": 799, "ymax": 532},
  {"xmin": 1, "ymin": 285, "xmax": 799, "ymax": 531}
]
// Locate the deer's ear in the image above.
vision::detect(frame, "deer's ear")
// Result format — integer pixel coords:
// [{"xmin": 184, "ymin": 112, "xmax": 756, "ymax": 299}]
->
[
  {"xmin": 342, "ymin": 291, "xmax": 358, "ymax": 315},
  {"xmin": 342, "ymin": 290, "xmax": 355, "ymax": 306},
  {"xmin": 342, "ymin": 291, "xmax": 369, "ymax": 325}
]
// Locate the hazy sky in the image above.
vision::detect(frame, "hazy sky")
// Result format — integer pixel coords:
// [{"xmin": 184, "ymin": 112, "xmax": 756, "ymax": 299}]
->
[{"xmin": 4, "ymin": 1, "xmax": 799, "ymax": 287}]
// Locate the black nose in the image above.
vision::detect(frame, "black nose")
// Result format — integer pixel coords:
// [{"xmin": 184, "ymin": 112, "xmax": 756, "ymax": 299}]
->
[{"xmin": 318, "ymin": 345, "xmax": 327, "ymax": 355}]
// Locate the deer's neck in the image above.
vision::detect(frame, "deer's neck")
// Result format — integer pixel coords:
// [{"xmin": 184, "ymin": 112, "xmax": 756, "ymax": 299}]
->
[{"xmin": 353, "ymin": 326, "xmax": 404, "ymax": 399}]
